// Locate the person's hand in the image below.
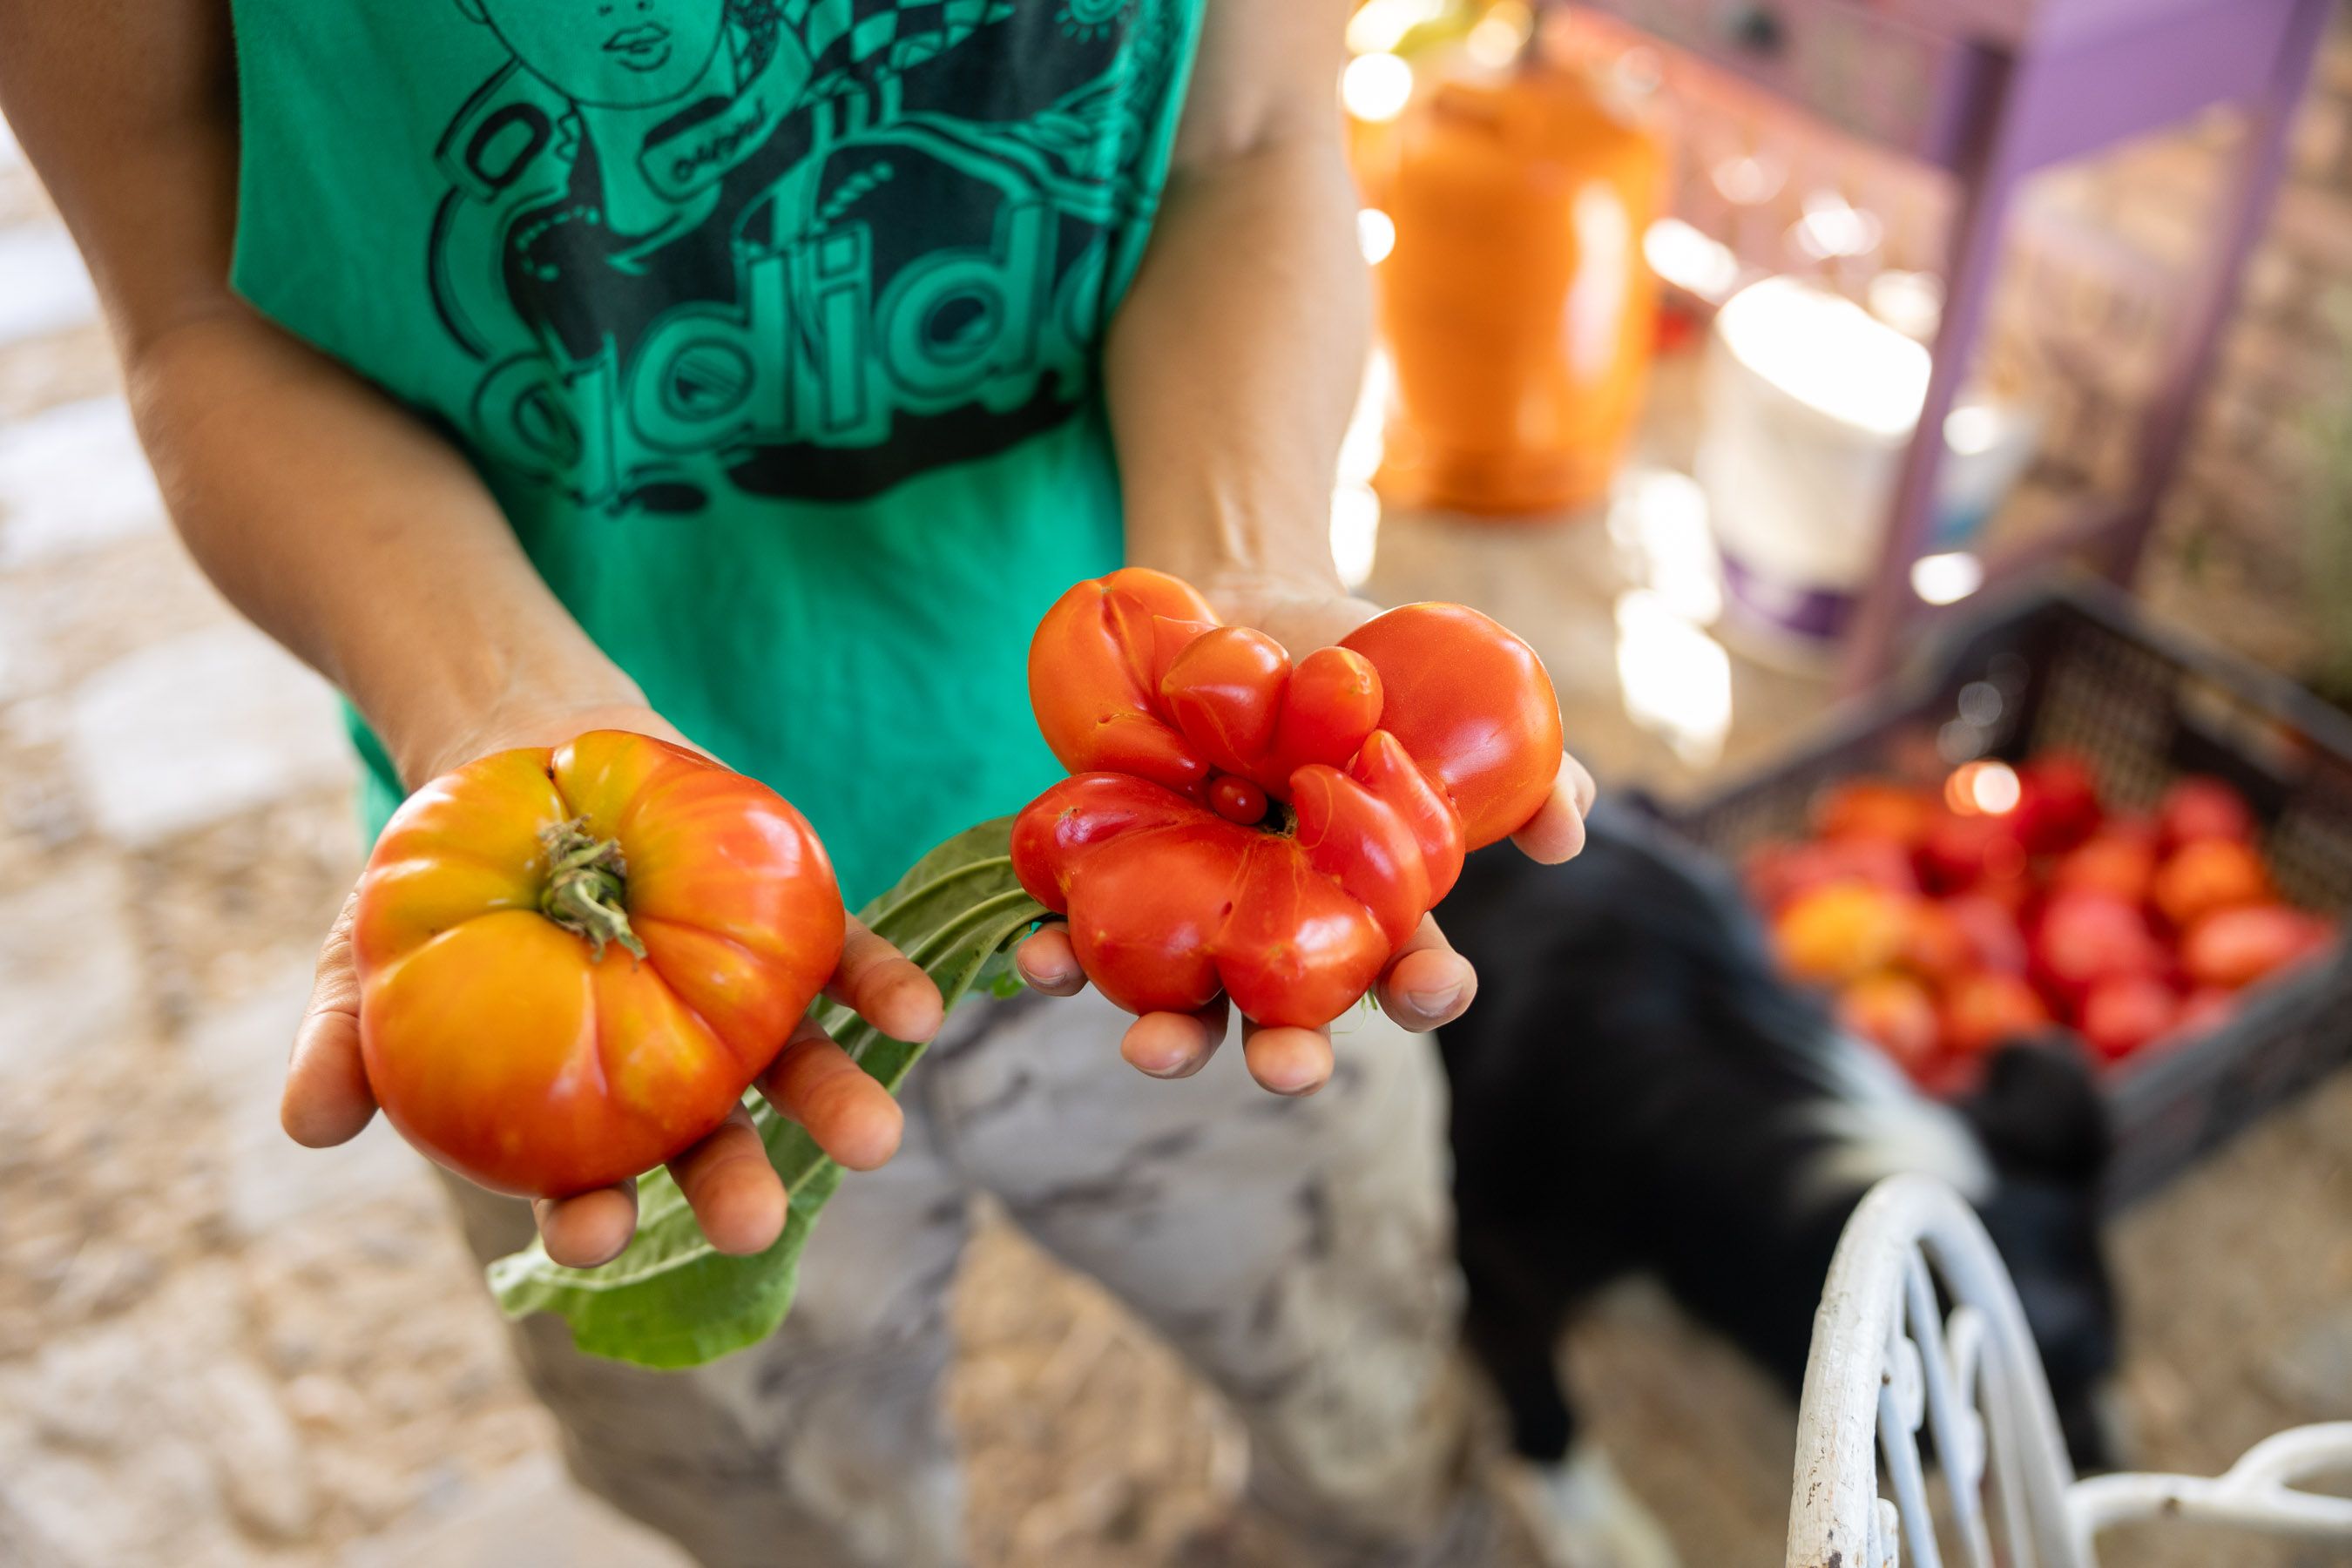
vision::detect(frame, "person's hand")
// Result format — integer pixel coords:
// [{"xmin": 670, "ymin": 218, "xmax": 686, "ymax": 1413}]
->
[
  {"xmin": 280, "ymin": 701, "xmax": 944, "ymax": 1269},
  {"xmin": 1012, "ymin": 575, "xmax": 1595, "ymax": 1096}
]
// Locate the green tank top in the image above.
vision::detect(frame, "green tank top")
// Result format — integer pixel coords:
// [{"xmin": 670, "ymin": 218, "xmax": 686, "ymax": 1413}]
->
[{"xmin": 228, "ymin": 0, "xmax": 1204, "ymax": 905}]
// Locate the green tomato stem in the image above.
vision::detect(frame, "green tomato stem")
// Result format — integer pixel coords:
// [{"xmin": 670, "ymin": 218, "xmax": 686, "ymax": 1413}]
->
[{"xmin": 538, "ymin": 817, "xmax": 646, "ymax": 962}]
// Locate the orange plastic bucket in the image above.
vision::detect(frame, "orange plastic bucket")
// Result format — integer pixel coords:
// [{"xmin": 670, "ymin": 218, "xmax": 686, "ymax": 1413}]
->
[{"xmin": 1373, "ymin": 64, "xmax": 1664, "ymax": 517}]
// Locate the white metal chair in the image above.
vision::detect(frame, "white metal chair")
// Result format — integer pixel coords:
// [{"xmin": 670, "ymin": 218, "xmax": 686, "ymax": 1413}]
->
[{"xmin": 1786, "ymin": 1173, "xmax": 2352, "ymax": 1567}]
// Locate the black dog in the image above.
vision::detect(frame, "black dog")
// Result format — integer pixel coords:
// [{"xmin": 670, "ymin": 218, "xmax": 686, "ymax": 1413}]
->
[{"xmin": 1436, "ymin": 806, "xmax": 2118, "ymax": 1558}]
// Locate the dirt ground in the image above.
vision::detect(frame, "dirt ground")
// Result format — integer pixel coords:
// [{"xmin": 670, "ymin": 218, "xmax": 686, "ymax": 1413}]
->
[{"xmin": 2, "ymin": 126, "xmax": 2347, "ymax": 1568}]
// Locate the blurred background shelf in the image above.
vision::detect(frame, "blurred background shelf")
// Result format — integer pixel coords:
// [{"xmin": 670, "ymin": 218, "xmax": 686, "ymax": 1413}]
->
[{"xmin": 1571, "ymin": 0, "xmax": 2333, "ymax": 689}]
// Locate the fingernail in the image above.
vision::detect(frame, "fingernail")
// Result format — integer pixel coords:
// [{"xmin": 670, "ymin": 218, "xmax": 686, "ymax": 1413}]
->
[
  {"xmin": 1404, "ymin": 983, "xmax": 1466, "ymax": 1018},
  {"xmin": 1261, "ymin": 1064, "xmax": 1323, "ymax": 1096},
  {"xmin": 1135, "ymin": 1049, "xmax": 1192, "ymax": 1078}
]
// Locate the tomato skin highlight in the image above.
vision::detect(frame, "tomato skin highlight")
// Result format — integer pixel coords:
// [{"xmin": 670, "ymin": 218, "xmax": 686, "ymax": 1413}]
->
[
  {"xmin": 1015, "ymin": 575, "xmax": 1560, "ymax": 1029},
  {"xmin": 1208, "ymin": 774, "xmax": 1270, "ymax": 825},
  {"xmin": 353, "ymin": 732, "xmax": 843, "ymax": 1198}
]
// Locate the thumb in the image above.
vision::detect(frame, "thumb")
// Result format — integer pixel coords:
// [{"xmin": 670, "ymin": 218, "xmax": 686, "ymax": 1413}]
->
[
  {"xmin": 1510, "ymin": 754, "xmax": 1595, "ymax": 864},
  {"xmin": 282, "ymin": 889, "xmax": 380, "ymax": 1146}
]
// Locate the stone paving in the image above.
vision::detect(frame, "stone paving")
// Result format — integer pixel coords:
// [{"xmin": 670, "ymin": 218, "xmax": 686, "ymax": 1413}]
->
[
  {"xmin": 1, "ymin": 102, "xmax": 2348, "ymax": 1568},
  {"xmin": 0, "ymin": 131, "xmax": 690, "ymax": 1568}
]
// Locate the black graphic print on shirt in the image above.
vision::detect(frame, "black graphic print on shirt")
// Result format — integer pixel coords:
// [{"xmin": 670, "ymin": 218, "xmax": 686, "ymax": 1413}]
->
[{"xmin": 428, "ymin": 0, "xmax": 1178, "ymax": 512}]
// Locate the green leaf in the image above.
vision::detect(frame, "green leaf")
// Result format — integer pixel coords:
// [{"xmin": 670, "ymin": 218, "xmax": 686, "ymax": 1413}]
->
[{"xmin": 486, "ymin": 816, "xmax": 1046, "ymax": 1369}]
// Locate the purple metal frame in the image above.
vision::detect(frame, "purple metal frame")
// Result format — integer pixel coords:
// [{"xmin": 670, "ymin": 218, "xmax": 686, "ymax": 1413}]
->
[{"xmin": 1839, "ymin": 0, "xmax": 2333, "ymax": 691}]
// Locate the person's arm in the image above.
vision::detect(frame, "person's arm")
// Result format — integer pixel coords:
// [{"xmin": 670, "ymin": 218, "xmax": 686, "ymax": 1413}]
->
[
  {"xmin": 1016, "ymin": 0, "xmax": 1594, "ymax": 1092},
  {"xmin": 1106, "ymin": 0, "xmax": 1367, "ymax": 604},
  {"xmin": 0, "ymin": 0, "xmax": 936, "ymax": 1267}
]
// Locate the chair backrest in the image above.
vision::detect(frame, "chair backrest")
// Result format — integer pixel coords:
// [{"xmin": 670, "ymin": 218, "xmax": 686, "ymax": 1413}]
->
[{"xmin": 1786, "ymin": 1173, "xmax": 2086, "ymax": 1568}]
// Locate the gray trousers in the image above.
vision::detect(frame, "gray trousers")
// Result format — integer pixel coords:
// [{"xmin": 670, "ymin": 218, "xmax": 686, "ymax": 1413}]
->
[{"xmin": 444, "ymin": 990, "xmax": 1493, "ymax": 1568}]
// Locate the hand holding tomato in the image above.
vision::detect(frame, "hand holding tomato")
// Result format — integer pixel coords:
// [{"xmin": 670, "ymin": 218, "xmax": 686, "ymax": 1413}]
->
[
  {"xmin": 282, "ymin": 706, "xmax": 943, "ymax": 1270},
  {"xmin": 1010, "ymin": 572, "xmax": 1593, "ymax": 1096}
]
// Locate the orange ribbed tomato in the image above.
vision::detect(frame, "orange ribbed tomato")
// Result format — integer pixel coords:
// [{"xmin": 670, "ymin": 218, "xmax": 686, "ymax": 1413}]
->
[{"xmin": 353, "ymin": 731, "xmax": 844, "ymax": 1197}]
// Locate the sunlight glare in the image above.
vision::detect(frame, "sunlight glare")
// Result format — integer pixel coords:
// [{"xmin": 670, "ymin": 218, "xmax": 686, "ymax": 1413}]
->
[
  {"xmin": 1331, "ymin": 483, "xmax": 1381, "ymax": 589},
  {"xmin": 1343, "ymin": 53, "xmax": 1415, "ymax": 123},
  {"xmin": 1615, "ymin": 589, "xmax": 1733, "ymax": 767},
  {"xmin": 1911, "ymin": 551, "xmax": 1984, "ymax": 605}
]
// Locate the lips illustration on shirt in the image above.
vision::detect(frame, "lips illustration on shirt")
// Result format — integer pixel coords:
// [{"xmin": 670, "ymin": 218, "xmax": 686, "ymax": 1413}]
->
[{"xmin": 604, "ymin": 23, "xmax": 674, "ymax": 72}]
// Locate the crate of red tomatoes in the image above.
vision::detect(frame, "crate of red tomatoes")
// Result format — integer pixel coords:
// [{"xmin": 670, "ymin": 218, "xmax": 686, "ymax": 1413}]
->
[{"xmin": 1668, "ymin": 581, "xmax": 2352, "ymax": 1206}]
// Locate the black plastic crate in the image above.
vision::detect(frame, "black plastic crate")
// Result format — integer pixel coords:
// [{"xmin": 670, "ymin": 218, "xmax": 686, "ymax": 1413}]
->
[{"xmin": 1665, "ymin": 578, "xmax": 2352, "ymax": 1208}]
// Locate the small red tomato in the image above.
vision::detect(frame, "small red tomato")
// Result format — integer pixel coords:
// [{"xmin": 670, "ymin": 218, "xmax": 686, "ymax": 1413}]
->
[
  {"xmin": 1918, "ymin": 810, "xmax": 2030, "ymax": 896},
  {"xmin": 1943, "ymin": 894, "xmax": 2029, "ymax": 976},
  {"xmin": 1814, "ymin": 780, "xmax": 1939, "ymax": 849},
  {"xmin": 2051, "ymin": 825, "xmax": 2159, "ymax": 907},
  {"xmin": 1941, "ymin": 970, "xmax": 2051, "ymax": 1056},
  {"xmin": 2079, "ymin": 975, "xmax": 2180, "ymax": 1062},
  {"xmin": 2013, "ymin": 754, "xmax": 2105, "ymax": 855},
  {"xmin": 1208, "ymin": 774, "xmax": 1269, "ymax": 825},
  {"xmin": 1977, "ymin": 867, "xmax": 2039, "ymax": 918},
  {"xmin": 1840, "ymin": 972, "xmax": 1942, "ymax": 1074},
  {"xmin": 2157, "ymin": 775, "xmax": 2255, "ymax": 850},
  {"xmin": 1747, "ymin": 836, "xmax": 1919, "ymax": 913},
  {"xmin": 2031, "ymin": 889, "xmax": 2166, "ymax": 1016},
  {"xmin": 1898, "ymin": 900, "xmax": 1974, "ymax": 985},
  {"xmin": 1774, "ymin": 883, "xmax": 1913, "ymax": 985},
  {"xmin": 2150, "ymin": 837, "xmax": 2272, "ymax": 931},
  {"xmin": 2180, "ymin": 904, "xmax": 2335, "ymax": 990}
]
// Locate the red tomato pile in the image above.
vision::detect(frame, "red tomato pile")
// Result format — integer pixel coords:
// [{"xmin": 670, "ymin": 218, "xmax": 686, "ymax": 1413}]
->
[{"xmin": 1745, "ymin": 758, "xmax": 2336, "ymax": 1091}]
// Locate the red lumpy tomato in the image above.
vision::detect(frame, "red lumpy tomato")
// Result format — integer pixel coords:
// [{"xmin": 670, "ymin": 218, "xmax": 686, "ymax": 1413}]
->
[{"xmin": 1014, "ymin": 570, "xmax": 1563, "ymax": 1029}]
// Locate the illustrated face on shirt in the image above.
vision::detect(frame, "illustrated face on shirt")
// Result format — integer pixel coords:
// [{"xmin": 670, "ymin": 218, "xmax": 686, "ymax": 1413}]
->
[
  {"xmin": 462, "ymin": 0, "xmax": 730, "ymax": 109},
  {"xmin": 416, "ymin": 0, "xmax": 1190, "ymax": 513}
]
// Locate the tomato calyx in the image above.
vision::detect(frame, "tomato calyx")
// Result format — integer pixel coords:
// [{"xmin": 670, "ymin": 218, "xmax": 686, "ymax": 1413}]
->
[{"xmin": 537, "ymin": 816, "xmax": 647, "ymax": 962}]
